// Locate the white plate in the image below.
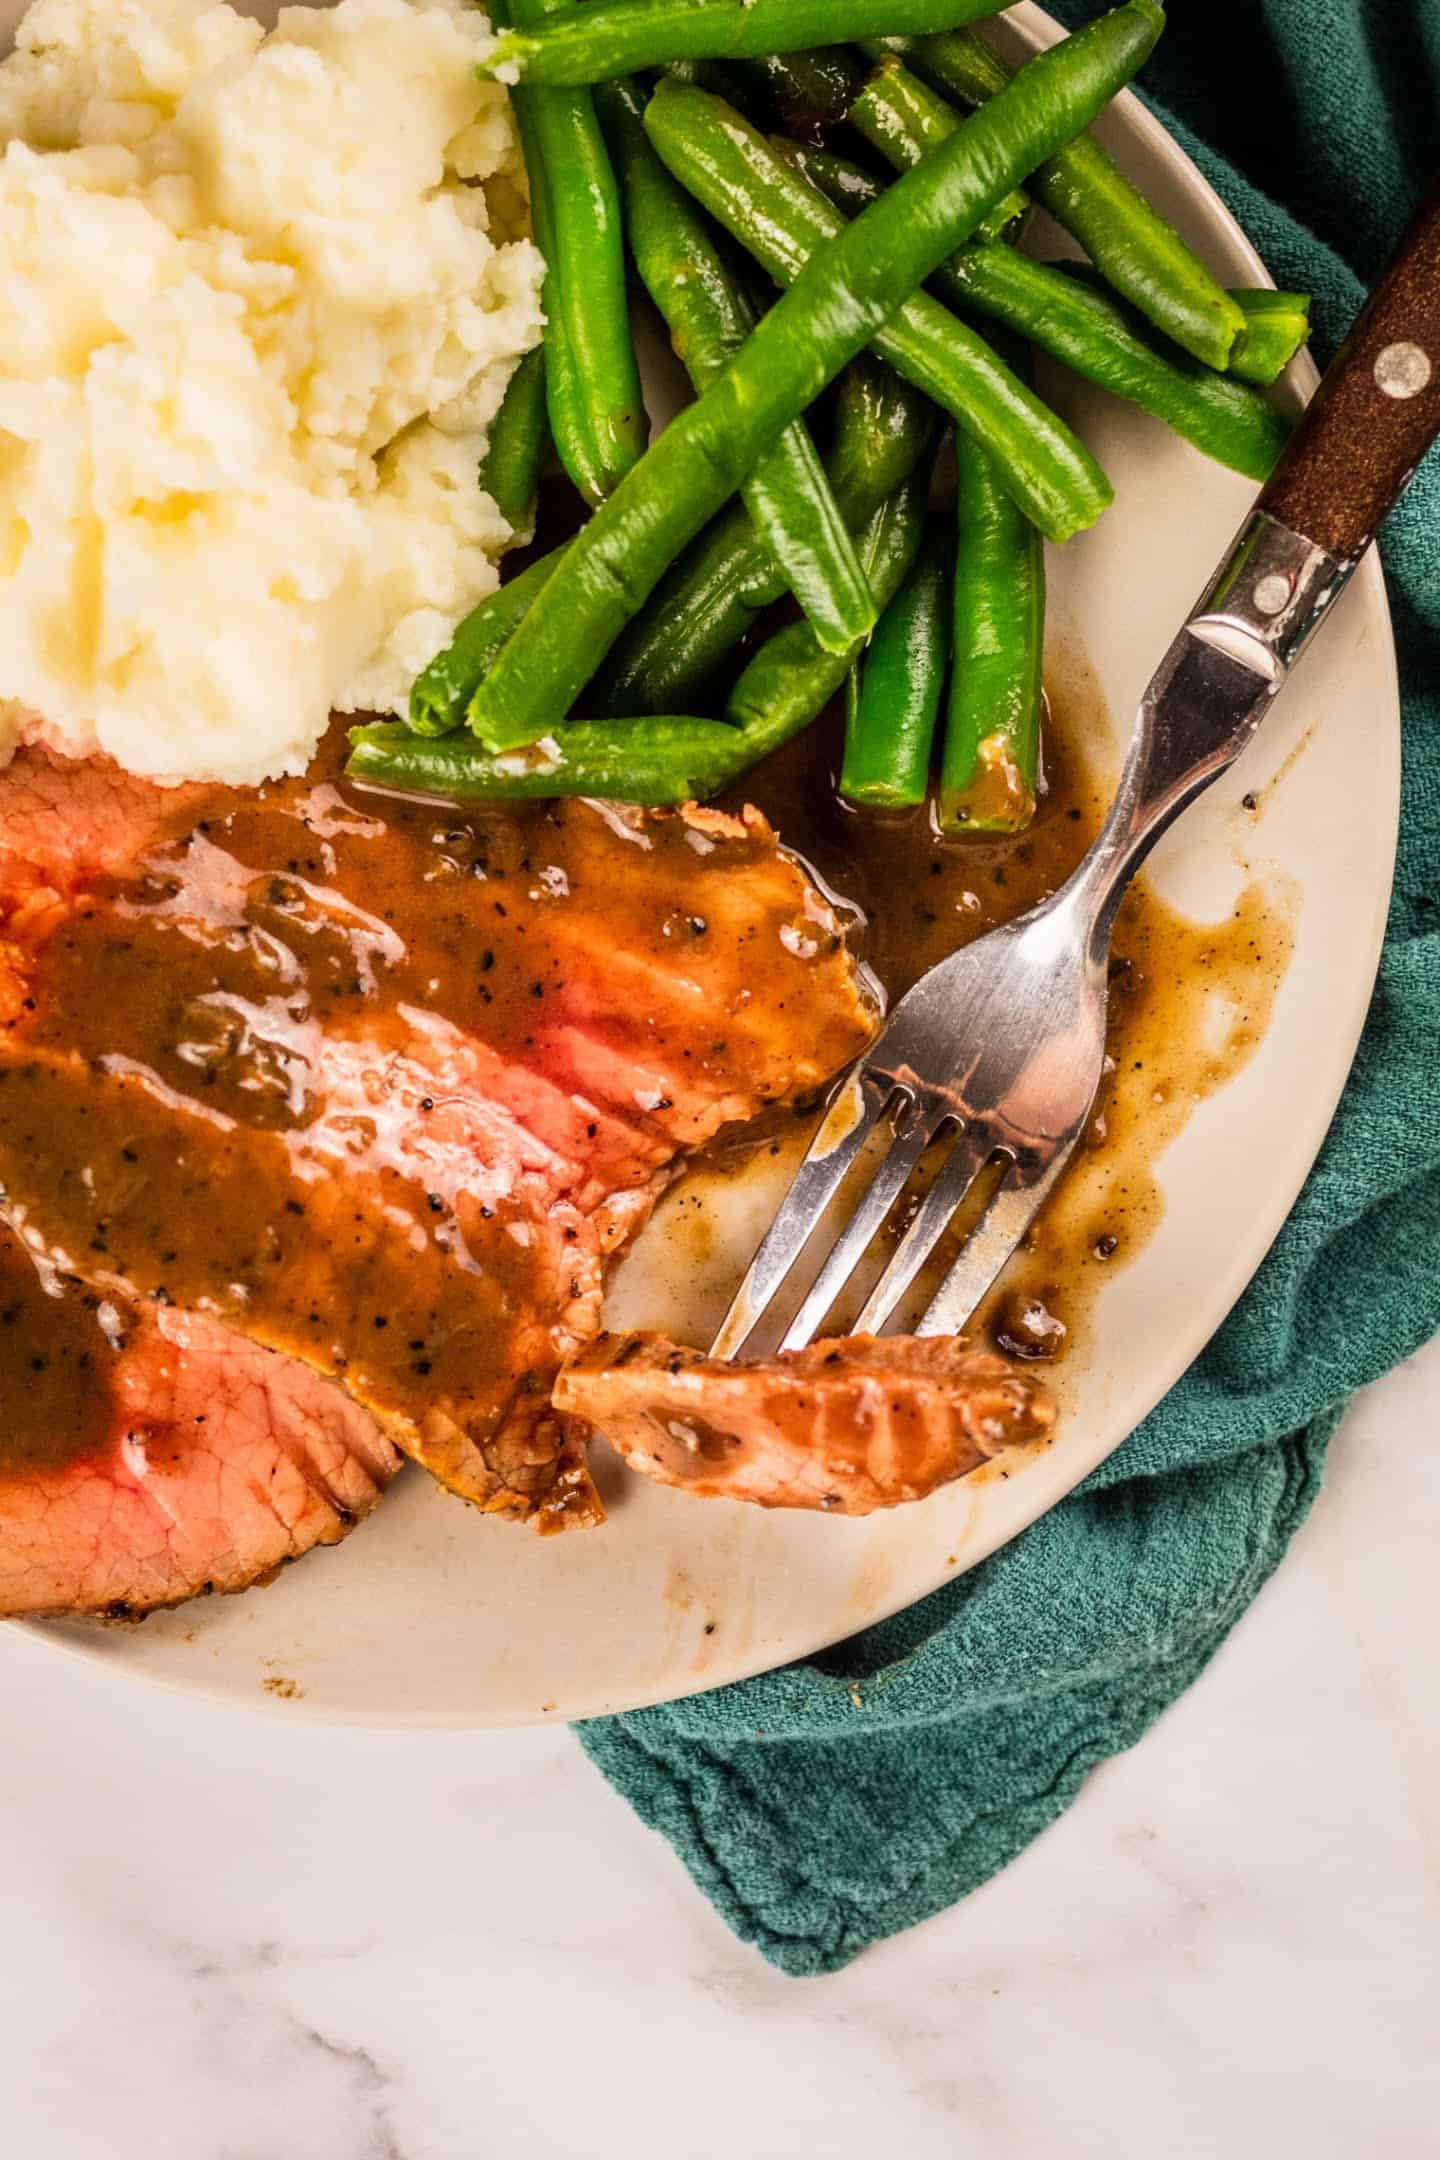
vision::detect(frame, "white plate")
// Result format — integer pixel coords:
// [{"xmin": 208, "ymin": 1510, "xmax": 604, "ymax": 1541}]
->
[{"xmin": 14, "ymin": 2, "xmax": 1399, "ymax": 1724}]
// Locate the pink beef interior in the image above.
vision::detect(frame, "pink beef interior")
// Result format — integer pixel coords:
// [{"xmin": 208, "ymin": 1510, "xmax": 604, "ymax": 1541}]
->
[{"xmin": 0, "ymin": 736, "xmax": 874, "ymax": 1614}]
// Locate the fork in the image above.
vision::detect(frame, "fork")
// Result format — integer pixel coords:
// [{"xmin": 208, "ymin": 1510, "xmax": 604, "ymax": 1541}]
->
[{"xmin": 713, "ymin": 184, "xmax": 1440, "ymax": 1361}]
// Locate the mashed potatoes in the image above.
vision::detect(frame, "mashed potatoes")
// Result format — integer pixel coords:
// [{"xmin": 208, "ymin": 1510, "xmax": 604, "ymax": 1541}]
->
[{"xmin": 0, "ymin": 0, "xmax": 544, "ymax": 784}]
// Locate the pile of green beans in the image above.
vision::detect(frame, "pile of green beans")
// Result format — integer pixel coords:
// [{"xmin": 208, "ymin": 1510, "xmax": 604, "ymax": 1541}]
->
[
  {"xmin": 859, "ymin": 40, "xmax": 1310, "ymax": 384},
  {"xmin": 598, "ymin": 354, "xmax": 935, "ymax": 712},
  {"xmin": 778, "ymin": 139, "xmax": 1290, "ymax": 481},
  {"xmin": 641, "ymin": 77, "xmax": 1113, "ymax": 545},
  {"xmin": 872, "ymin": 27, "xmax": 1247, "ymax": 370},
  {"xmin": 358, "ymin": 460, "xmax": 933, "ymax": 804},
  {"xmin": 467, "ymin": 4, "xmax": 1161, "ymax": 755},
  {"xmin": 838, "ymin": 343, "xmax": 1044, "ymax": 826},
  {"xmin": 356, "ymin": 0, "xmax": 1307, "ymax": 829}
]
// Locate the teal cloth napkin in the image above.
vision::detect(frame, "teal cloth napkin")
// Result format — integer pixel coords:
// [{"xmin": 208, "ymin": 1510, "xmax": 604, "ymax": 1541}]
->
[{"xmin": 578, "ymin": 0, "xmax": 1440, "ymax": 1975}]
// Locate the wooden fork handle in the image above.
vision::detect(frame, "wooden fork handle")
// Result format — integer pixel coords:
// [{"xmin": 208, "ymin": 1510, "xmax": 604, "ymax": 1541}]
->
[{"xmin": 1259, "ymin": 181, "xmax": 1440, "ymax": 561}]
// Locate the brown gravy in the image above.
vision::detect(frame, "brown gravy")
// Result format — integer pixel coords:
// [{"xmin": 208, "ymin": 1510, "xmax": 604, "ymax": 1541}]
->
[
  {"xmin": 0, "ymin": 647, "xmax": 1292, "ymax": 1479},
  {"xmin": 711, "ymin": 654, "xmax": 1293, "ymax": 1365},
  {"xmin": 982, "ymin": 874, "xmax": 1291, "ymax": 1367},
  {"xmin": 0, "ymin": 744, "xmax": 865, "ymax": 1482},
  {"xmin": 0, "ymin": 768, "xmax": 572, "ymax": 1476},
  {"xmin": 0, "ymin": 1231, "xmax": 121, "ymax": 1473}
]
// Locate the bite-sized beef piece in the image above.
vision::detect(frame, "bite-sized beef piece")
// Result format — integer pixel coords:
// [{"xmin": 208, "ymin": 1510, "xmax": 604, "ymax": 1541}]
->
[
  {"xmin": 0, "ymin": 731, "xmax": 874, "ymax": 1585},
  {"xmin": 555, "ymin": 1332, "xmax": 1056, "ymax": 1514},
  {"xmin": 0, "ymin": 1230, "xmax": 399, "ymax": 1618}
]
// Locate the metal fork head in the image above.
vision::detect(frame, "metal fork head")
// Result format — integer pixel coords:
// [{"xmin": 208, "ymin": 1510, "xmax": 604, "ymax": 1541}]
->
[
  {"xmin": 709, "ymin": 880, "xmax": 1112, "ymax": 1359},
  {"xmin": 711, "ymin": 507, "xmax": 1352, "ymax": 1363}
]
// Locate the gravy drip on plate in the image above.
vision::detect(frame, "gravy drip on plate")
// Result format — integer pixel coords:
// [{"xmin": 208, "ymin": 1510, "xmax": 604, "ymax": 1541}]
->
[
  {"xmin": 721, "ymin": 658, "xmax": 1294, "ymax": 1366},
  {"xmin": 983, "ymin": 874, "xmax": 1291, "ymax": 1368}
]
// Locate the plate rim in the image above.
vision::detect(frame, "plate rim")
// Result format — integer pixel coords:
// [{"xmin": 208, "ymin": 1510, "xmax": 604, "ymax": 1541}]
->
[{"xmin": 16, "ymin": 0, "xmax": 1402, "ymax": 1726}]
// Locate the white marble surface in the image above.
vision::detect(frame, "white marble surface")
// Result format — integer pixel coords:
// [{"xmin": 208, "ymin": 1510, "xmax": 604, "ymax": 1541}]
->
[{"xmin": 1, "ymin": 1339, "xmax": 1436, "ymax": 2160}]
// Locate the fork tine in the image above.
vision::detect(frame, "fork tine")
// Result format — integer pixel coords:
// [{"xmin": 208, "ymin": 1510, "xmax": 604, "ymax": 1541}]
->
[
  {"xmin": 916, "ymin": 1154, "xmax": 1070, "ymax": 1338},
  {"xmin": 709, "ymin": 1067, "xmax": 901, "ymax": 1359},
  {"xmin": 850, "ymin": 1127, "xmax": 993, "ymax": 1335},
  {"xmin": 777, "ymin": 1104, "xmax": 935, "ymax": 1352}
]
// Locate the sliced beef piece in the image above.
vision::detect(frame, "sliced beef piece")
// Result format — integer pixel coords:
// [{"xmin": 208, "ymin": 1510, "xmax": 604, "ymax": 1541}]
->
[
  {"xmin": 518, "ymin": 803, "xmax": 873, "ymax": 1147},
  {"xmin": 555, "ymin": 1332, "xmax": 1056, "ymax": 1514},
  {"xmin": 0, "ymin": 1029, "xmax": 609, "ymax": 1527},
  {"xmin": 0, "ymin": 732, "xmax": 873, "ymax": 1553},
  {"xmin": 0, "ymin": 1234, "xmax": 400, "ymax": 1618}
]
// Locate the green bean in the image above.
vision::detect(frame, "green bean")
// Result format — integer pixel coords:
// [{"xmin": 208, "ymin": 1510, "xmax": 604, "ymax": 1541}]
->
[
  {"xmin": 781, "ymin": 141, "xmax": 1288, "ymax": 481},
  {"xmin": 409, "ymin": 548, "xmax": 567, "ymax": 737},
  {"xmin": 841, "ymin": 519, "xmax": 951, "ymax": 807},
  {"xmin": 941, "ymin": 424, "xmax": 1044, "ymax": 834},
  {"xmin": 824, "ymin": 352, "xmax": 941, "ymax": 533},
  {"xmin": 973, "ymin": 181, "xmax": 1031, "ymax": 246},
  {"xmin": 503, "ymin": 0, "xmax": 646, "ymax": 506},
  {"xmin": 509, "ymin": 98, "xmax": 597, "ymax": 499},
  {"xmin": 1228, "ymin": 288, "xmax": 1310, "ymax": 385},
  {"xmin": 348, "ymin": 716, "xmax": 741, "ymax": 805},
  {"xmin": 850, "ymin": 54, "xmax": 961, "ymax": 179},
  {"xmin": 849, "ymin": 54, "xmax": 1027, "ymax": 239},
  {"xmin": 769, "ymin": 138, "xmax": 881, "ymax": 216},
  {"xmin": 645, "ymin": 80, "xmax": 1110, "ymax": 542},
  {"xmin": 418, "ymin": 358, "xmax": 931, "ymax": 738},
  {"xmin": 465, "ymin": 2, "xmax": 1164, "ymax": 755},
  {"xmin": 877, "ymin": 28, "xmax": 1244, "ymax": 370},
  {"xmin": 725, "ymin": 464, "xmax": 930, "ymax": 758},
  {"xmin": 750, "ymin": 46, "xmax": 866, "ymax": 131},
  {"xmin": 481, "ymin": 0, "xmax": 1013, "ymax": 85},
  {"xmin": 480, "ymin": 348, "xmax": 548, "ymax": 536},
  {"xmin": 597, "ymin": 355, "xmax": 936, "ymax": 713},
  {"xmin": 1000, "ymin": 262, "xmax": 1288, "ymax": 475},
  {"xmin": 596, "ymin": 76, "xmax": 873, "ymax": 654},
  {"xmin": 955, "ymin": 263, "xmax": 1286, "ymax": 480}
]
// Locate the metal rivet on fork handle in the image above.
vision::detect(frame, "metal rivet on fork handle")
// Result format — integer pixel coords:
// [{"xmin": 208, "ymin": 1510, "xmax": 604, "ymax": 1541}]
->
[
  {"xmin": 1252, "ymin": 573, "xmax": 1294, "ymax": 615},
  {"xmin": 1374, "ymin": 340, "xmax": 1432, "ymax": 398}
]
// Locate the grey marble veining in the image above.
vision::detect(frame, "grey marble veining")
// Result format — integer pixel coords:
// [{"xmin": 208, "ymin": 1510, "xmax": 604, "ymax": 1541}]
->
[{"xmin": 2, "ymin": 1340, "xmax": 1437, "ymax": 2160}]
